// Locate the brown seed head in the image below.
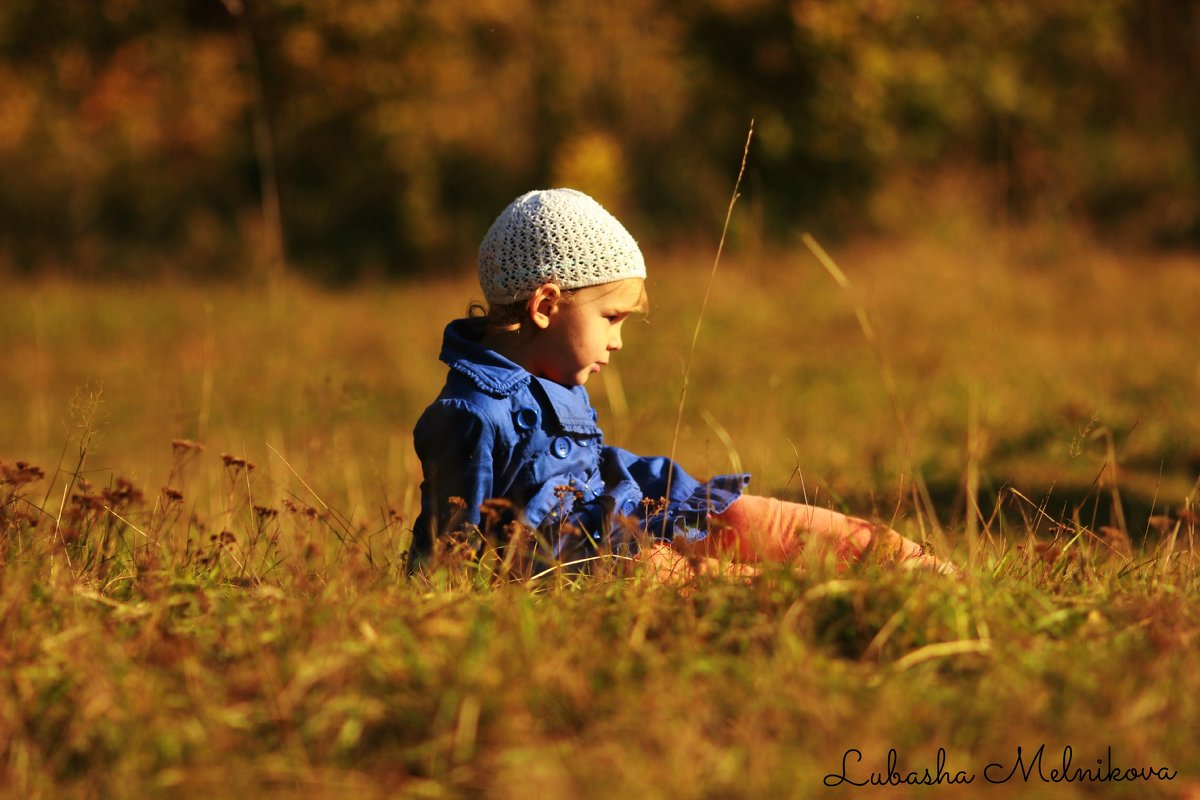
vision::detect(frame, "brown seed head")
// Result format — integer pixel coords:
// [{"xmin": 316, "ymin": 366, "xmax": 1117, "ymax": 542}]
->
[
  {"xmin": 220, "ymin": 453, "xmax": 256, "ymax": 472},
  {"xmin": 1, "ymin": 461, "xmax": 46, "ymax": 487},
  {"xmin": 103, "ymin": 477, "xmax": 144, "ymax": 509}
]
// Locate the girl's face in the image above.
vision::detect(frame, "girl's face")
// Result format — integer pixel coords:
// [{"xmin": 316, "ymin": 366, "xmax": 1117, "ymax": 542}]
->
[{"xmin": 532, "ymin": 278, "xmax": 647, "ymax": 386}]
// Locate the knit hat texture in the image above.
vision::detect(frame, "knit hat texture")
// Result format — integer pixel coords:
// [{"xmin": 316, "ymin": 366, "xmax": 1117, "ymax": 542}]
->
[{"xmin": 478, "ymin": 188, "xmax": 646, "ymax": 303}]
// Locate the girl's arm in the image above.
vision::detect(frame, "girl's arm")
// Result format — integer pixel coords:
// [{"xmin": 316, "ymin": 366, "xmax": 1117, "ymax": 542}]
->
[
  {"xmin": 600, "ymin": 445, "xmax": 750, "ymax": 537},
  {"xmin": 412, "ymin": 400, "xmax": 496, "ymax": 558}
]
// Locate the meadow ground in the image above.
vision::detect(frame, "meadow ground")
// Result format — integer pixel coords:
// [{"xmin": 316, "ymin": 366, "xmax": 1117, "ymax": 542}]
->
[{"xmin": 2, "ymin": 232, "xmax": 1199, "ymax": 798}]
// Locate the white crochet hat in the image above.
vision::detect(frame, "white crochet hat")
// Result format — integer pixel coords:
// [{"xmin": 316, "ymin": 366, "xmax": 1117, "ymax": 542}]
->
[{"xmin": 478, "ymin": 188, "xmax": 647, "ymax": 303}]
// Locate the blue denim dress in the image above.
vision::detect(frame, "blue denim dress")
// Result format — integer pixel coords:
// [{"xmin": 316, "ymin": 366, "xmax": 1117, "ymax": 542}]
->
[{"xmin": 412, "ymin": 319, "xmax": 750, "ymax": 564}]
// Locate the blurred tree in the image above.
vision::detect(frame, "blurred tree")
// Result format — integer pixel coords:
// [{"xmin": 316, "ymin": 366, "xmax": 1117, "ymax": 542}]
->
[
  {"xmin": 0, "ymin": 0, "xmax": 251, "ymax": 276},
  {"xmin": 0, "ymin": 0, "xmax": 1196, "ymax": 281}
]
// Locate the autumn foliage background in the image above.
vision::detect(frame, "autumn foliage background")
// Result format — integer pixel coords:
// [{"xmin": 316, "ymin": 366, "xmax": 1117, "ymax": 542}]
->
[{"xmin": 2, "ymin": 0, "xmax": 1199, "ymax": 281}]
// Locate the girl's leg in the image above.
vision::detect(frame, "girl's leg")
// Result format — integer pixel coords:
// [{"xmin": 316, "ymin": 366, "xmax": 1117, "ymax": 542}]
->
[
  {"xmin": 643, "ymin": 541, "xmax": 694, "ymax": 583},
  {"xmin": 689, "ymin": 494, "xmax": 942, "ymax": 569},
  {"xmin": 642, "ymin": 541, "xmax": 760, "ymax": 583}
]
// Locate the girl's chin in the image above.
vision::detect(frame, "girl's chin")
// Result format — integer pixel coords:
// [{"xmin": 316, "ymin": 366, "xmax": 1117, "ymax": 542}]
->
[
  {"xmin": 544, "ymin": 372, "xmax": 589, "ymax": 387},
  {"xmin": 542, "ymin": 364, "xmax": 599, "ymax": 386}
]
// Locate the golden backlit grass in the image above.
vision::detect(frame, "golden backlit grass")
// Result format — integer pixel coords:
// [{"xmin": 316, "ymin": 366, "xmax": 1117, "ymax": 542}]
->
[{"xmin": 2, "ymin": 233, "xmax": 1199, "ymax": 797}]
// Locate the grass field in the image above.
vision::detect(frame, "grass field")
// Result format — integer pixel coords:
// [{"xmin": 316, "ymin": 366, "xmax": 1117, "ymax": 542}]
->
[{"xmin": 2, "ymin": 233, "xmax": 1199, "ymax": 798}]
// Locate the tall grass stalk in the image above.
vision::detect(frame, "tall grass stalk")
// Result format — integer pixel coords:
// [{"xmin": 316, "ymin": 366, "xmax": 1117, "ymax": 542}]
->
[
  {"xmin": 965, "ymin": 385, "xmax": 983, "ymax": 553},
  {"xmin": 799, "ymin": 233, "xmax": 948, "ymax": 554},
  {"xmin": 662, "ymin": 120, "xmax": 754, "ymax": 533}
]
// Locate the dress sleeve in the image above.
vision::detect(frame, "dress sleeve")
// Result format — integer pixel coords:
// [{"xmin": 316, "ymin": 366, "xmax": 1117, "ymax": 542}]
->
[
  {"xmin": 600, "ymin": 445, "xmax": 750, "ymax": 541},
  {"xmin": 412, "ymin": 399, "xmax": 495, "ymax": 559}
]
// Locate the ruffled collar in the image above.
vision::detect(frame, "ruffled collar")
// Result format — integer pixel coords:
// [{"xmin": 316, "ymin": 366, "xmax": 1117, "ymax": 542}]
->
[{"xmin": 439, "ymin": 318, "xmax": 531, "ymax": 397}]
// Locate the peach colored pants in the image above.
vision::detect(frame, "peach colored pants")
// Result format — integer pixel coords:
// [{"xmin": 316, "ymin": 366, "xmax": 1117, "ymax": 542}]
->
[{"xmin": 647, "ymin": 494, "xmax": 936, "ymax": 579}]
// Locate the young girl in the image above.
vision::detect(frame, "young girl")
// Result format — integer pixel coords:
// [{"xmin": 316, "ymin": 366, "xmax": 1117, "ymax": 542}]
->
[{"xmin": 412, "ymin": 188, "xmax": 947, "ymax": 576}]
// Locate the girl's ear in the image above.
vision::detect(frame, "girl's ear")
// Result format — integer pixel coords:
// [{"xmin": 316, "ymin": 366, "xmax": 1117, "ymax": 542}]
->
[{"xmin": 528, "ymin": 283, "xmax": 562, "ymax": 330}]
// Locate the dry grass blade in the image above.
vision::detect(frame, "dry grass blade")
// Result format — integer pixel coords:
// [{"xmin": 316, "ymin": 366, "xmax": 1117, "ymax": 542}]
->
[
  {"xmin": 662, "ymin": 120, "xmax": 754, "ymax": 530},
  {"xmin": 891, "ymin": 639, "xmax": 993, "ymax": 672},
  {"xmin": 529, "ymin": 553, "xmax": 638, "ymax": 581},
  {"xmin": 1008, "ymin": 487, "xmax": 1132, "ymax": 563},
  {"xmin": 800, "ymin": 233, "xmax": 944, "ymax": 542},
  {"xmin": 267, "ymin": 443, "xmax": 331, "ymax": 515},
  {"xmin": 103, "ymin": 505, "xmax": 149, "ymax": 540},
  {"xmin": 799, "ymin": 234, "xmax": 906, "ymax": 450}
]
